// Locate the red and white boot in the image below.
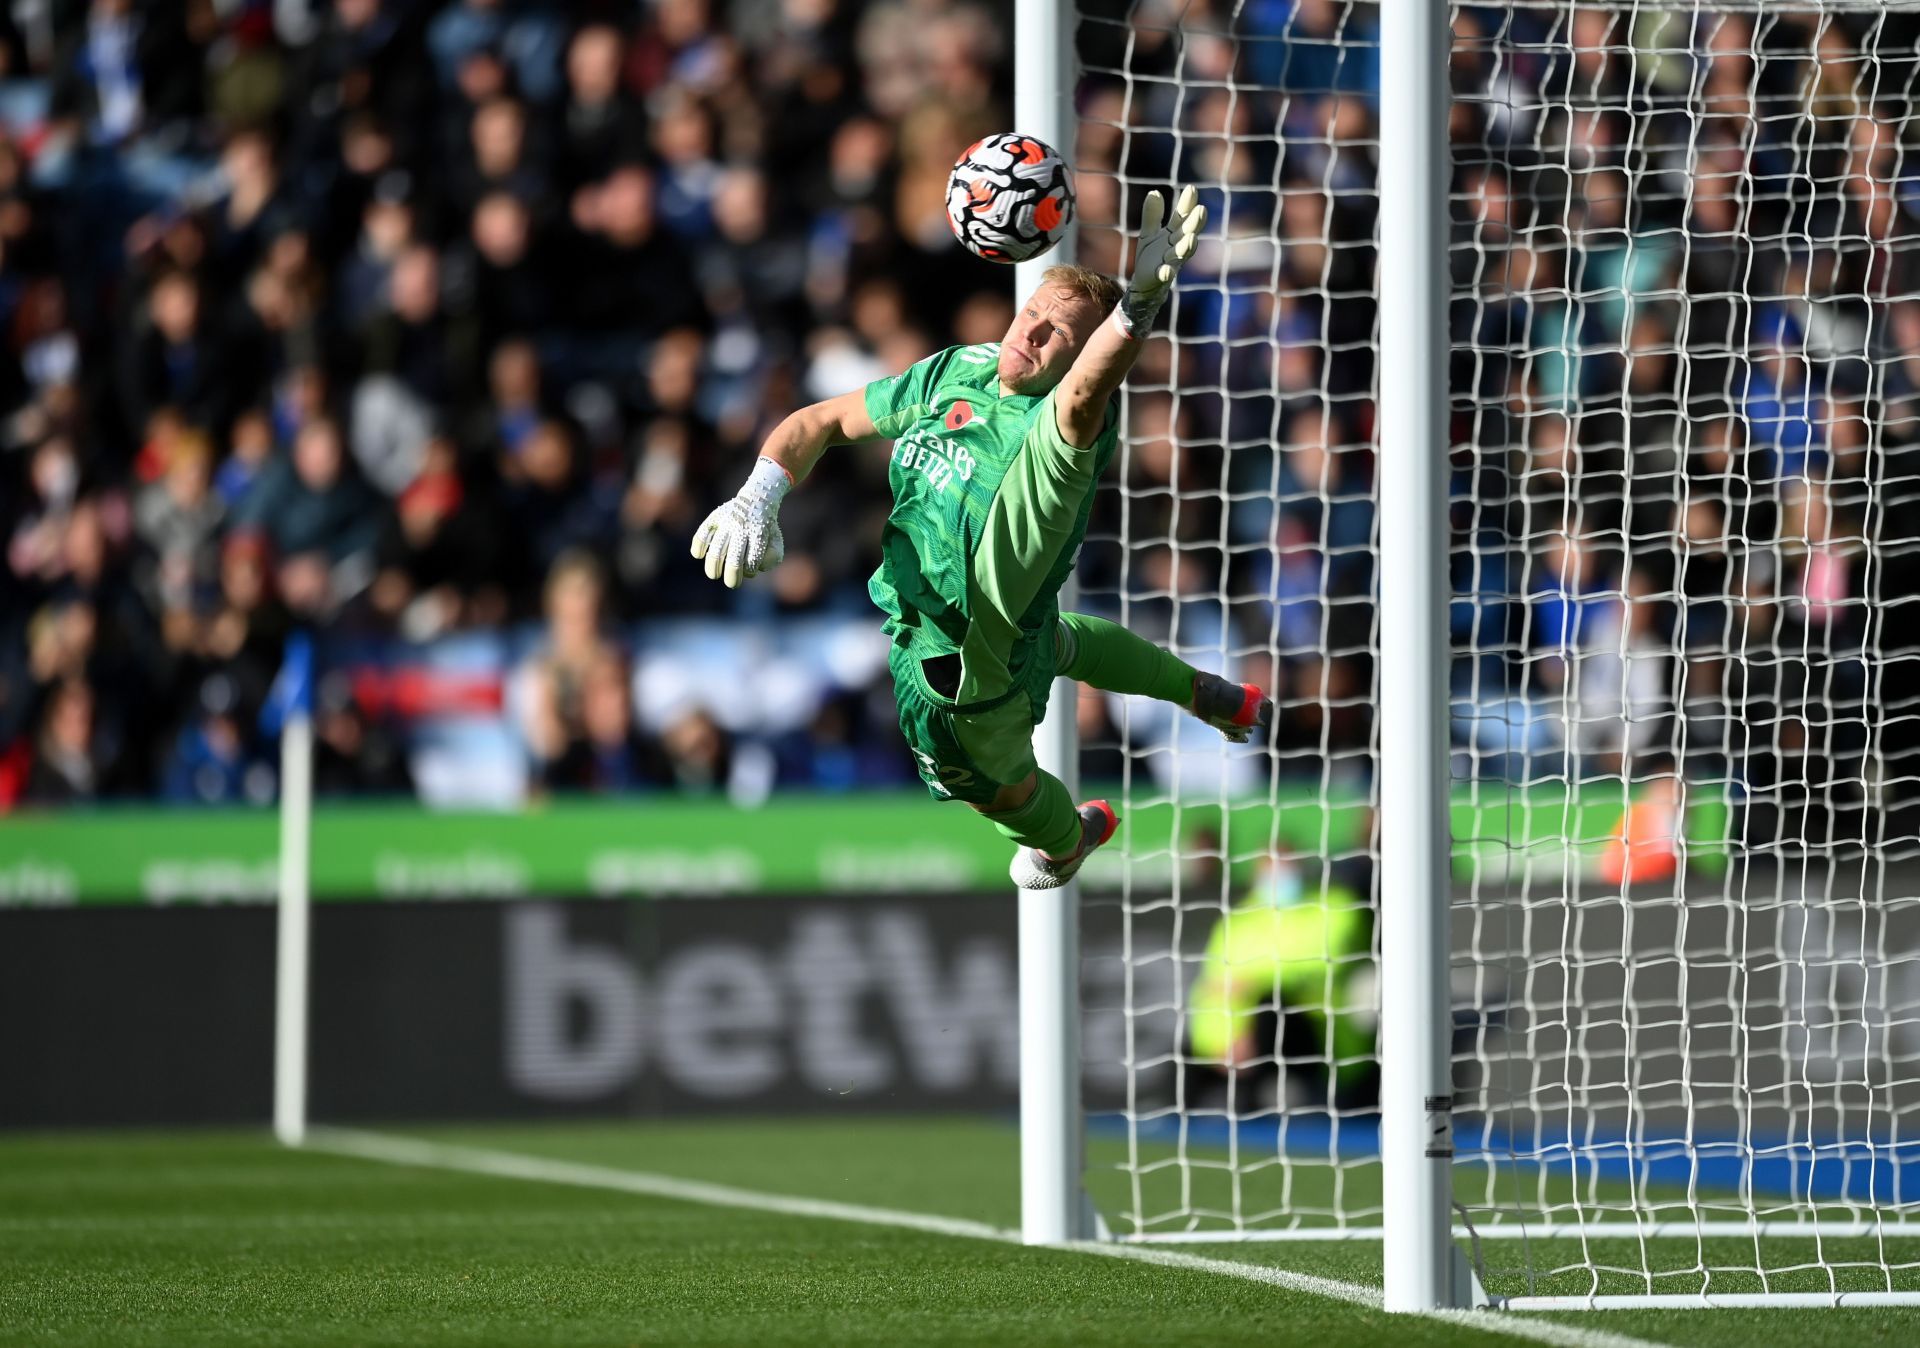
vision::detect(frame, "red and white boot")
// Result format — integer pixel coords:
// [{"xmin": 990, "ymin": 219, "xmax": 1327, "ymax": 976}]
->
[
  {"xmin": 1010, "ymin": 799, "xmax": 1119, "ymax": 890},
  {"xmin": 1189, "ymin": 672, "xmax": 1273, "ymax": 744}
]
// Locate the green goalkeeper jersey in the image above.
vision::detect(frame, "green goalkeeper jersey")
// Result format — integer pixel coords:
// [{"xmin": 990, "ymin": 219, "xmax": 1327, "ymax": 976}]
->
[{"xmin": 863, "ymin": 342, "xmax": 1119, "ymax": 707}]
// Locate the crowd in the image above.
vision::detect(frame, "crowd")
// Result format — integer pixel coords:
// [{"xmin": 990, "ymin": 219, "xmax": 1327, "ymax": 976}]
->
[
  {"xmin": 1080, "ymin": 1, "xmax": 1920, "ymax": 842},
  {"xmin": 1437, "ymin": 3, "xmax": 1920, "ymax": 845},
  {"xmin": 0, "ymin": 0, "xmax": 1017, "ymax": 807},
  {"xmin": 2, "ymin": 1, "xmax": 1918, "ymax": 829}
]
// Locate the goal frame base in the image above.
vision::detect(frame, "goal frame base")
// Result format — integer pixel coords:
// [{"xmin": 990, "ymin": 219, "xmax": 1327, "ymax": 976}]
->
[
  {"xmin": 1500, "ymin": 1293, "xmax": 1920, "ymax": 1311},
  {"xmin": 1123, "ymin": 1221, "xmax": 1920, "ymax": 1244}
]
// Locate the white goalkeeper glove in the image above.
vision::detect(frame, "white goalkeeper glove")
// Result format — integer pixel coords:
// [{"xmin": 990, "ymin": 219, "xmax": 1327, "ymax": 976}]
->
[
  {"xmin": 691, "ymin": 457, "xmax": 792, "ymax": 588},
  {"xmin": 1114, "ymin": 185, "xmax": 1207, "ymax": 339}
]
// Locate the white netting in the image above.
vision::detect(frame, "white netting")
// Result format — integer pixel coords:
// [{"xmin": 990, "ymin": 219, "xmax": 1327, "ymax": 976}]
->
[
  {"xmin": 1076, "ymin": 0, "xmax": 1386, "ymax": 1240},
  {"xmin": 1077, "ymin": 0, "xmax": 1920, "ymax": 1299}
]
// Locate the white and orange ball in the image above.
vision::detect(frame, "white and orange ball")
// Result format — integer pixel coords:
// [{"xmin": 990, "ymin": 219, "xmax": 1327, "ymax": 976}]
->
[{"xmin": 945, "ymin": 132, "xmax": 1075, "ymax": 264}]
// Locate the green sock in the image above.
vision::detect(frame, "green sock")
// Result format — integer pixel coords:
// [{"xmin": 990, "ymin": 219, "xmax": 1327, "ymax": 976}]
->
[
  {"xmin": 1055, "ymin": 611, "xmax": 1198, "ymax": 706},
  {"xmin": 980, "ymin": 771, "xmax": 1082, "ymax": 857}
]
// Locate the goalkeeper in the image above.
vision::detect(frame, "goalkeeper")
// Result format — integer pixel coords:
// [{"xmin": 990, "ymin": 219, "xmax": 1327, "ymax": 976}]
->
[{"xmin": 692, "ymin": 189, "xmax": 1270, "ymax": 887}]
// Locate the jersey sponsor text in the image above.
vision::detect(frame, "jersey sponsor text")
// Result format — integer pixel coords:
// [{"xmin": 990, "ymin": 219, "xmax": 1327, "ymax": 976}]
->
[{"xmin": 892, "ymin": 424, "xmax": 977, "ymax": 494}]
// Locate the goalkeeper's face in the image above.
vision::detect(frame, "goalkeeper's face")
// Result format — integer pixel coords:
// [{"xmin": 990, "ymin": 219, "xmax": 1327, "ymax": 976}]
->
[{"xmin": 998, "ymin": 285, "xmax": 1103, "ymax": 395}]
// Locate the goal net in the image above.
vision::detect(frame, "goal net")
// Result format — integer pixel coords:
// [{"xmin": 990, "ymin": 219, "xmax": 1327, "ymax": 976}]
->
[{"xmin": 1074, "ymin": 0, "xmax": 1920, "ymax": 1304}]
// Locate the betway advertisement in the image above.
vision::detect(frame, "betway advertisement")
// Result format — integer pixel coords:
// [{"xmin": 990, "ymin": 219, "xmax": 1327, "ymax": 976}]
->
[
  {"xmin": 0, "ymin": 895, "xmax": 1178, "ymax": 1127},
  {"xmin": 6, "ymin": 864, "xmax": 1919, "ymax": 1138}
]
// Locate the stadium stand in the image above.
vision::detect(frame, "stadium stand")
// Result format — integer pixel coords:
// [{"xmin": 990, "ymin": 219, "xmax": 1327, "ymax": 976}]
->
[{"xmin": 2, "ymin": 0, "xmax": 1915, "ymax": 834}]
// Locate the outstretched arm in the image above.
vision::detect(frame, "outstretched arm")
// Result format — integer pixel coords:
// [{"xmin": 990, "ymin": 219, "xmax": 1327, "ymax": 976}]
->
[
  {"xmin": 1055, "ymin": 187, "xmax": 1207, "ymax": 449},
  {"xmin": 757, "ymin": 388, "xmax": 878, "ymax": 484},
  {"xmin": 691, "ymin": 389, "xmax": 878, "ymax": 588}
]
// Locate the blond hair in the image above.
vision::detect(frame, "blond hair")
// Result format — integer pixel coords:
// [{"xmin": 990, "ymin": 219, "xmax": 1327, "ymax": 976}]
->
[
  {"xmin": 1041, "ymin": 263, "xmax": 1123, "ymax": 315},
  {"xmin": 544, "ymin": 548, "xmax": 606, "ymax": 611}
]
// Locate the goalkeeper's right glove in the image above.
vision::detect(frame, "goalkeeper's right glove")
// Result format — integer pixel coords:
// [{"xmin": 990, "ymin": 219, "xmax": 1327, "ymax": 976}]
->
[
  {"xmin": 690, "ymin": 457, "xmax": 791, "ymax": 588},
  {"xmin": 1113, "ymin": 185, "xmax": 1207, "ymax": 339}
]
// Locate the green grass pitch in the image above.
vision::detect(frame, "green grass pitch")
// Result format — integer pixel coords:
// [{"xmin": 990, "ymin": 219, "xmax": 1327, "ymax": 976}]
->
[{"xmin": 2, "ymin": 1118, "xmax": 1917, "ymax": 1346}]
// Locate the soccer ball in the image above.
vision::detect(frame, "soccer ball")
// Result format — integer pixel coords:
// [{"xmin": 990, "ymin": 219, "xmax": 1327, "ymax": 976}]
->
[{"xmin": 945, "ymin": 133, "xmax": 1075, "ymax": 264}]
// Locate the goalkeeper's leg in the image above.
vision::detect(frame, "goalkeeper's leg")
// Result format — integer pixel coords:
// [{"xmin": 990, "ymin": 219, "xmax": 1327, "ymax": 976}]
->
[
  {"xmin": 977, "ymin": 769, "xmax": 1117, "ymax": 891},
  {"xmin": 894, "ymin": 656, "xmax": 1117, "ymax": 888},
  {"xmin": 948, "ymin": 698, "xmax": 1116, "ymax": 889},
  {"xmin": 1055, "ymin": 611, "xmax": 1273, "ymax": 742}
]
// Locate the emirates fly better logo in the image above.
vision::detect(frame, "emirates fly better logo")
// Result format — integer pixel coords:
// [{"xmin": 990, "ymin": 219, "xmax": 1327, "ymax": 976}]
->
[{"xmin": 892, "ymin": 403, "xmax": 977, "ymax": 492}]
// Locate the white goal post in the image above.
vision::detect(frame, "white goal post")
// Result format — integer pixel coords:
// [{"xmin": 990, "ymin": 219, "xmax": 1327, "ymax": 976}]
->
[
  {"xmin": 1025, "ymin": 0, "xmax": 1920, "ymax": 1314},
  {"xmin": 1016, "ymin": 0, "xmax": 1098, "ymax": 1248},
  {"xmin": 1375, "ymin": 0, "xmax": 1455, "ymax": 1312}
]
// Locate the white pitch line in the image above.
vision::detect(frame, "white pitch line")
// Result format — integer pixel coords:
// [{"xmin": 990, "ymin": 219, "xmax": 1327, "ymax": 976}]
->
[
  {"xmin": 304, "ymin": 1127, "xmax": 1011, "ymax": 1243},
  {"xmin": 301, "ymin": 1127, "xmax": 1670, "ymax": 1348},
  {"xmin": 1425, "ymin": 1308, "xmax": 1677, "ymax": 1348},
  {"xmin": 1060, "ymin": 1239, "xmax": 1381, "ymax": 1307}
]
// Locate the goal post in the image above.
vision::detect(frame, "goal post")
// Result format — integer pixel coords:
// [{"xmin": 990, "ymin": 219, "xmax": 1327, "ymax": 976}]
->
[
  {"xmin": 1016, "ymin": 0, "xmax": 1098, "ymax": 1246},
  {"xmin": 1377, "ymin": 0, "xmax": 1456, "ymax": 1313}
]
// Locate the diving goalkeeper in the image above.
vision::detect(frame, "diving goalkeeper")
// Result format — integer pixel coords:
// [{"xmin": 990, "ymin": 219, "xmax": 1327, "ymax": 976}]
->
[{"xmin": 691, "ymin": 188, "xmax": 1270, "ymax": 888}]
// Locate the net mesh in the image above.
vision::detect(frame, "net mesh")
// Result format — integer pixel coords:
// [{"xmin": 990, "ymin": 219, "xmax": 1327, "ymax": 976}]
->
[{"xmin": 1075, "ymin": 0, "xmax": 1920, "ymax": 1296}]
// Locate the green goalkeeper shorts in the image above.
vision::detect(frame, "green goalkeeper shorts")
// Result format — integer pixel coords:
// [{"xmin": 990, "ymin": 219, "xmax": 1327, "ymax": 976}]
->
[{"xmin": 889, "ymin": 646, "xmax": 1040, "ymax": 805}]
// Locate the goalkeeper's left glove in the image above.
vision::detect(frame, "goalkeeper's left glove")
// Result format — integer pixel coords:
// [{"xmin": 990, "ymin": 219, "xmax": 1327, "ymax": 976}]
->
[
  {"xmin": 1113, "ymin": 185, "xmax": 1207, "ymax": 339},
  {"xmin": 691, "ymin": 457, "xmax": 791, "ymax": 588}
]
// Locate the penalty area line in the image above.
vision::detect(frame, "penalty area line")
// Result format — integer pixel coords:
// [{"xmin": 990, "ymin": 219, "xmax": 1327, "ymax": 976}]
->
[{"xmin": 300, "ymin": 1127, "xmax": 1669, "ymax": 1348}]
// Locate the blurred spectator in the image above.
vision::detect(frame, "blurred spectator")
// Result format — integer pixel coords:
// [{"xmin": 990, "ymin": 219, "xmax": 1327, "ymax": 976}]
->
[
  {"xmin": 288, "ymin": 0, "xmax": 434, "ymax": 169},
  {"xmin": 1742, "ymin": 308, "xmax": 1826, "ymax": 487},
  {"xmin": 563, "ymin": 165, "xmax": 701, "ymax": 349},
  {"xmin": 119, "ymin": 269, "xmax": 232, "ymax": 435},
  {"xmin": 162, "ymin": 672, "xmax": 268, "ymax": 805},
  {"xmin": 41, "ymin": 1, "xmax": 204, "ymax": 225},
  {"xmin": 209, "ymin": 128, "xmax": 291, "ymax": 279},
  {"xmin": 230, "ymin": 416, "xmax": 382, "ymax": 617},
  {"xmin": 311, "ymin": 671, "xmax": 414, "ymax": 796},
  {"xmin": 428, "ymin": 0, "xmax": 566, "ymax": 106},
  {"xmin": 555, "ymin": 23, "xmax": 647, "ymax": 192},
  {"xmin": 499, "ymin": 417, "xmax": 614, "ymax": 596},
  {"xmin": 518, "ymin": 550, "xmax": 621, "ymax": 781},
  {"xmin": 651, "ymin": 88, "xmax": 721, "ymax": 241},
  {"xmin": 540, "ymin": 649, "xmax": 665, "ymax": 793},
  {"xmin": 460, "ymin": 190, "xmax": 553, "ymax": 349},
  {"xmin": 335, "ymin": 173, "xmax": 415, "ymax": 335},
  {"xmin": 215, "ymin": 409, "xmax": 277, "ymax": 508},
  {"xmin": 370, "ymin": 431, "xmax": 505, "ymax": 639},
  {"xmin": 1242, "ymin": 0, "xmax": 1380, "ymax": 97},
  {"xmin": 23, "ymin": 677, "xmax": 115, "ymax": 804},
  {"xmin": 8, "ymin": 437, "xmax": 82, "ymax": 595},
  {"xmin": 699, "ymin": 166, "xmax": 809, "ymax": 333},
  {"xmin": 454, "ymin": 96, "xmax": 547, "ymax": 220},
  {"xmin": 359, "ymin": 242, "xmax": 470, "ymax": 412},
  {"xmin": 198, "ymin": 529, "xmax": 291, "ymax": 706},
  {"xmin": 133, "ymin": 427, "xmax": 223, "ymax": 623},
  {"xmin": 474, "ymin": 336, "xmax": 545, "ymax": 454},
  {"xmin": 1569, "ymin": 565, "xmax": 1672, "ymax": 781},
  {"xmin": 659, "ymin": 705, "xmax": 733, "ymax": 795}
]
